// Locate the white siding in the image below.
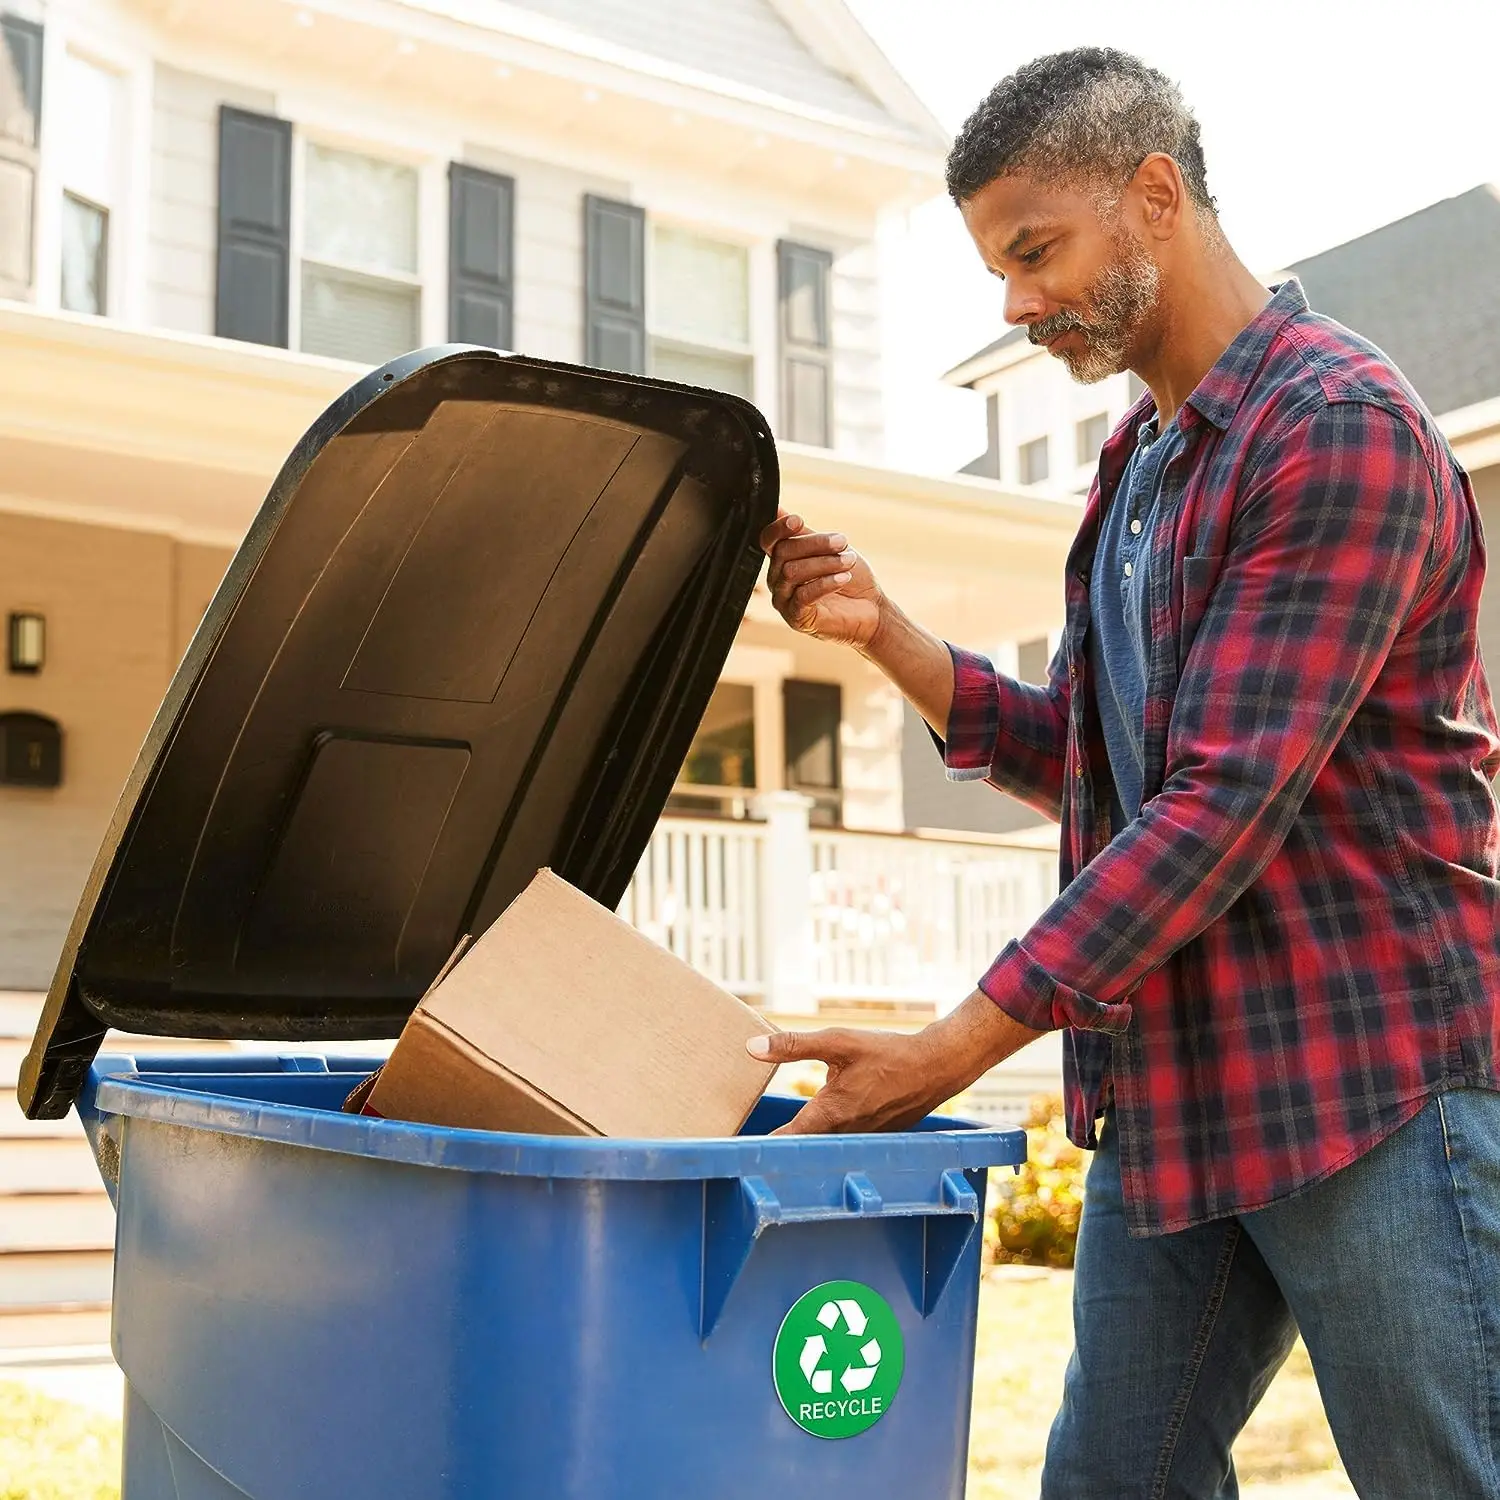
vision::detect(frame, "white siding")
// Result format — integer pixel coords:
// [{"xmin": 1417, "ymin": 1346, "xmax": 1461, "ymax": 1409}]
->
[
  {"xmin": 831, "ymin": 239, "xmax": 882, "ymax": 462},
  {"xmin": 148, "ymin": 65, "xmax": 275, "ymax": 336},
  {"xmin": 463, "ymin": 143, "xmax": 627, "ymax": 364}
]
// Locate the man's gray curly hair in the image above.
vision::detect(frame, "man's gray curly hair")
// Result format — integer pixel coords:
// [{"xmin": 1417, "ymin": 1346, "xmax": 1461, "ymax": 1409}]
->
[{"xmin": 946, "ymin": 48, "xmax": 1217, "ymax": 216}]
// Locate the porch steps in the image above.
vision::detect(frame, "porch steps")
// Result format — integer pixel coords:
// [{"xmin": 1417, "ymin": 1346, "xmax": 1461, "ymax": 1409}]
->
[{"xmin": 0, "ymin": 991, "xmax": 232, "ymax": 1351}]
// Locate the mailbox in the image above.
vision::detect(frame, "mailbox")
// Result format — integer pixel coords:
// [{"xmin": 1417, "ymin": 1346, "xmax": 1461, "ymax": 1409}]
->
[{"xmin": 0, "ymin": 712, "xmax": 62, "ymax": 787}]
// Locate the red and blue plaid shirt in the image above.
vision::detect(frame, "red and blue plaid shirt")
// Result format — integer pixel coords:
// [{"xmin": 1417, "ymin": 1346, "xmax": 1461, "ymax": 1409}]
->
[{"xmin": 942, "ymin": 280, "xmax": 1500, "ymax": 1235}]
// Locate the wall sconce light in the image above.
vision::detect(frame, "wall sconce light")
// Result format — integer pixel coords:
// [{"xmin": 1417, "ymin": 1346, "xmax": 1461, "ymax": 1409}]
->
[{"xmin": 8, "ymin": 612, "xmax": 44, "ymax": 674}]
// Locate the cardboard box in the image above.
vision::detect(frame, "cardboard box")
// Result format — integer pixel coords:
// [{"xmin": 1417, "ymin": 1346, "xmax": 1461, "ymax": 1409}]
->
[{"xmin": 355, "ymin": 868, "xmax": 778, "ymax": 1138}]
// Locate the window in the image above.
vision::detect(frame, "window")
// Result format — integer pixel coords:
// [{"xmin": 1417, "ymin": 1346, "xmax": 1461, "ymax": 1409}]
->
[
  {"xmin": 648, "ymin": 225, "xmax": 752, "ymax": 398},
  {"xmin": 1076, "ymin": 413, "xmax": 1110, "ymax": 467},
  {"xmin": 300, "ymin": 143, "xmax": 420, "ymax": 365},
  {"xmin": 784, "ymin": 679, "xmax": 842, "ymax": 827},
  {"xmin": 1016, "ymin": 637, "xmax": 1050, "ymax": 685},
  {"xmin": 57, "ymin": 52, "xmax": 119, "ymax": 317},
  {"xmin": 668, "ymin": 682, "xmax": 757, "ymax": 818},
  {"xmin": 60, "ymin": 191, "xmax": 106, "ymax": 314},
  {"xmin": 1018, "ymin": 436, "xmax": 1050, "ymax": 485}
]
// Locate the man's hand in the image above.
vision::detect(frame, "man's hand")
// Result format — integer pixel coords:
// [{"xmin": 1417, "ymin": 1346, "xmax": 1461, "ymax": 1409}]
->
[
  {"xmin": 747, "ymin": 990, "xmax": 1046, "ymax": 1135},
  {"xmin": 760, "ymin": 512, "xmax": 887, "ymax": 650}
]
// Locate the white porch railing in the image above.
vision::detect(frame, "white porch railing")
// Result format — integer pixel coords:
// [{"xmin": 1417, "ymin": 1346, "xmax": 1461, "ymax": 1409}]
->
[
  {"xmin": 620, "ymin": 795, "xmax": 1059, "ymax": 1015},
  {"xmin": 809, "ymin": 828, "xmax": 1058, "ymax": 1006},
  {"xmin": 616, "ymin": 817, "xmax": 768, "ymax": 997}
]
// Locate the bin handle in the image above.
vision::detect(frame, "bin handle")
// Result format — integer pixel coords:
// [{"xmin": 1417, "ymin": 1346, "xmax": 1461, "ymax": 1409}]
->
[{"xmin": 699, "ymin": 1168, "xmax": 983, "ymax": 1339}]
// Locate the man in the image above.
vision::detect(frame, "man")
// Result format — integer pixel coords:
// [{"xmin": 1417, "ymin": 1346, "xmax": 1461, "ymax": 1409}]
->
[{"xmin": 749, "ymin": 47, "xmax": 1500, "ymax": 1499}]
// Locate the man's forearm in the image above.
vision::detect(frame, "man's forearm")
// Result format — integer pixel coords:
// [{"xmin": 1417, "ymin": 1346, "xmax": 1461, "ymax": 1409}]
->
[{"xmin": 858, "ymin": 598, "xmax": 956, "ymax": 738}]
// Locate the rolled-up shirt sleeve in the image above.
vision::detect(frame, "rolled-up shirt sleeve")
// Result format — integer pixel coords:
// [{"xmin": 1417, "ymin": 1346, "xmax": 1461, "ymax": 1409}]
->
[{"xmin": 928, "ymin": 644, "xmax": 1071, "ymax": 820}]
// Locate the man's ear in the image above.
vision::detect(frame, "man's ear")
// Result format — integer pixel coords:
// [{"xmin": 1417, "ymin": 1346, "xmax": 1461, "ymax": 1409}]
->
[{"xmin": 1131, "ymin": 153, "xmax": 1185, "ymax": 241}]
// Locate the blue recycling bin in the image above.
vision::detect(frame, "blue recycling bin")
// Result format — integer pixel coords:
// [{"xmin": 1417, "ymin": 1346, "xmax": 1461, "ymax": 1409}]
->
[
  {"xmin": 19, "ymin": 347, "xmax": 1029, "ymax": 1498},
  {"xmin": 76, "ymin": 1052, "xmax": 1025, "ymax": 1499}
]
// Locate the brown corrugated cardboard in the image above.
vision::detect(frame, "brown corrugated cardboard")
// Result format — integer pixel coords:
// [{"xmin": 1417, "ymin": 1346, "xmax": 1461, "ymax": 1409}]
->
[{"xmin": 362, "ymin": 868, "xmax": 778, "ymax": 1138}]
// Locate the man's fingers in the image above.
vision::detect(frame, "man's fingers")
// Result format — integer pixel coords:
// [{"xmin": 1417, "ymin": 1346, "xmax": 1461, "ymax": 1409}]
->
[
  {"xmin": 771, "ymin": 559, "xmax": 854, "ymax": 612},
  {"xmin": 746, "ymin": 1027, "xmax": 854, "ymax": 1067},
  {"xmin": 771, "ymin": 530, "xmax": 848, "ymax": 566},
  {"xmin": 784, "ymin": 575, "xmax": 853, "ymax": 620},
  {"xmin": 759, "ymin": 512, "xmax": 805, "ymax": 554},
  {"xmin": 775, "ymin": 549, "xmax": 857, "ymax": 590},
  {"xmin": 770, "ymin": 1101, "xmax": 831, "ymax": 1137}
]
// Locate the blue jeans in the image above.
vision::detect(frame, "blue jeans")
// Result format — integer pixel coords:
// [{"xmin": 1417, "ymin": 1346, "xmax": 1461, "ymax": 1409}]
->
[{"xmin": 1042, "ymin": 1088, "xmax": 1500, "ymax": 1499}]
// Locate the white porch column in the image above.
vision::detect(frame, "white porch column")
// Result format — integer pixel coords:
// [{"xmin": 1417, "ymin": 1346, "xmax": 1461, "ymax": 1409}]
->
[{"xmin": 752, "ymin": 790, "xmax": 817, "ymax": 1016}]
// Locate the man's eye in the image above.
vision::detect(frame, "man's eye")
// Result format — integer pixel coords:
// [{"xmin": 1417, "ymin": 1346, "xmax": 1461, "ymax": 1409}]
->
[{"xmin": 1022, "ymin": 245, "xmax": 1048, "ymax": 266}]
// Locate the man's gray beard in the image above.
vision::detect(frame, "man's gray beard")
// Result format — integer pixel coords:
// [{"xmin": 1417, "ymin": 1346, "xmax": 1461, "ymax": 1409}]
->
[{"xmin": 1056, "ymin": 238, "xmax": 1160, "ymax": 385}]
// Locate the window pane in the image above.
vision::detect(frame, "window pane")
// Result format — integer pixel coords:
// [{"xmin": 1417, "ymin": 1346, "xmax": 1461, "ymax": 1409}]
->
[
  {"xmin": 60, "ymin": 193, "xmax": 106, "ymax": 315},
  {"xmin": 1016, "ymin": 637, "xmax": 1050, "ymax": 685},
  {"xmin": 678, "ymin": 682, "xmax": 756, "ymax": 790},
  {"xmin": 784, "ymin": 679, "xmax": 841, "ymax": 790},
  {"xmin": 304, "ymin": 144, "xmax": 417, "ymax": 275},
  {"xmin": 650, "ymin": 338, "xmax": 753, "ymax": 398},
  {"xmin": 1019, "ymin": 436, "xmax": 1049, "ymax": 484},
  {"xmin": 59, "ymin": 54, "xmax": 118, "ymax": 208},
  {"xmin": 651, "ymin": 225, "xmax": 748, "ymax": 347},
  {"xmin": 1076, "ymin": 413, "xmax": 1109, "ymax": 466},
  {"xmin": 301, "ymin": 263, "xmax": 419, "ymax": 365}
]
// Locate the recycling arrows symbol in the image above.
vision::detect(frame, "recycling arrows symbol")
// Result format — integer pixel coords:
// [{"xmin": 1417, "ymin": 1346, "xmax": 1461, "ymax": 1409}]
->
[{"xmin": 798, "ymin": 1298, "xmax": 883, "ymax": 1395}]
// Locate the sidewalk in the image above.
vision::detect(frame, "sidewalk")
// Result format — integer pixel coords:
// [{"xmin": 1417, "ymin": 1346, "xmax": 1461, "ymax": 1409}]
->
[{"xmin": 0, "ymin": 1345, "xmax": 122, "ymax": 1417}]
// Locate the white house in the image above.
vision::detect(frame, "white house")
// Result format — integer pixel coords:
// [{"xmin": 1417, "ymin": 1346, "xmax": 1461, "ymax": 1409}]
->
[{"xmin": 0, "ymin": 0, "xmax": 1078, "ymax": 1347}]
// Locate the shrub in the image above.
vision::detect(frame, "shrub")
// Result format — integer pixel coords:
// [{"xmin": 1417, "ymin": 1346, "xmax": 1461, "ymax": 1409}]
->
[{"xmin": 985, "ymin": 1093, "xmax": 1085, "ymax": 1270}]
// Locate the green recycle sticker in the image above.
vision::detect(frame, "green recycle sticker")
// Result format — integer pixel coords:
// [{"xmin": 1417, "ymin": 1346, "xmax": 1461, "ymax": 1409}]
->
[{"xmin": 772, "ymin": 1280, "xmax": 905, "ymax": 1439}]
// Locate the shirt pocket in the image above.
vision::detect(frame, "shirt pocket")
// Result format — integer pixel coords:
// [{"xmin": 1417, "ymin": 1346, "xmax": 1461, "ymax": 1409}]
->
[{"xmin": 1178, "ymin": 553, "xmax": 1224, "ymax": 664}]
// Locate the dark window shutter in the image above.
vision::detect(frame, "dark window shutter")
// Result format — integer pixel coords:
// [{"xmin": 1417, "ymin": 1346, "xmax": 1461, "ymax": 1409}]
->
[
  {"xmin": 0, "ymin": 15, "xmax": 42, "ymax": 300},
  {"xmin": 583, "ymin": 194, "xmax": 644, "ymax": 373},
  {"xmin": 778, "ymin": 241, "xmax": 833, "ymax": 447},
  {"xmin": 1, "ymin": 15, "xmax": 42, "ymax": 146},
  {"xmin": 216, "ymin": 105, "xmax": 291, "ymax": 348},
  {"xmin": 449, "ymin": 163, "xmax": 513, "ymax": 349}
]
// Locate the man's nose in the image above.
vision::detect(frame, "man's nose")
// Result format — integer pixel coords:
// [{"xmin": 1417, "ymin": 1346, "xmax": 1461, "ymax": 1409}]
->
[{"xmin": 1004, "ymin": 281, "xmax": 1045, "ymax": 329}]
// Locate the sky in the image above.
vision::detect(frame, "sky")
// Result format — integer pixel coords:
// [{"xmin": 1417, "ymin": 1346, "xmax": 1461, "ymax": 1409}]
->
[{"xmin": 846, "ymin": 0, "xmax": 1500, "ymax": 473}]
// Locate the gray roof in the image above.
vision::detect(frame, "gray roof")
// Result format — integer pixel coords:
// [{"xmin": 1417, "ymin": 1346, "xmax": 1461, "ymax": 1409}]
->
[
  {"xmin": 944, "ymin": 324, "xmax": 1027, "ymax": 383},
  {"xmin": 1287, "ymin": 185, "xmax": 1500, "ymax": 417},
  {"xmin": 507, "ymin": 0, "xmax": 911, "ymax": 134},
  {"xmin": 943, "ymin": 184, "xmax": 1500, "ymax": 414}
]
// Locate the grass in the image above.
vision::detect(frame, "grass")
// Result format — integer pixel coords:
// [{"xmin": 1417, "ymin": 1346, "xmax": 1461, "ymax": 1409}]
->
[
  {"xmin": 0, "ymin": 1275, "xmax": 1352, "ymax": 1500},
  {"xmin": 0, "ymin": 1382, "xmax": 120, "ymax": 1500}
]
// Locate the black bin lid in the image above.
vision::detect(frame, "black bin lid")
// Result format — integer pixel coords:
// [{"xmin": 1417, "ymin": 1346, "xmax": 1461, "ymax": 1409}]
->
[{"xmin": 21, "ymin": 346, "xmax": 777, "ymax": 1118}]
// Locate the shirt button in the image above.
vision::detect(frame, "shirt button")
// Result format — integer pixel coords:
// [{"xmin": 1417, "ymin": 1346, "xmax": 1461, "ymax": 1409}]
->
[
  {"xmin": 1075, "ymin": 765, "xmax": 1084, "ymax": 779},
  {"xmin": 1123, "ymin": 561, "xmax": 1134, "ymax": 578},
  {"xmin": 1130, "ymin": 519, "xmax": 1143, "ymax": 535}
]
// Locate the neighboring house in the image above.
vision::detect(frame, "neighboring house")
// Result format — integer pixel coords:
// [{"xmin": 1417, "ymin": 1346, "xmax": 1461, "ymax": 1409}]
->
[{"xmin": 1273, "ymin": 186, "xmax": 1500, "ymax": 670}]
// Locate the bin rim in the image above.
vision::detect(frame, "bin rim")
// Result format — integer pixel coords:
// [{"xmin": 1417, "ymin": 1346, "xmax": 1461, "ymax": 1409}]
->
[{"xmin": 83, "ymin": 1053, "xmax": 1028, "ymax": 1181}]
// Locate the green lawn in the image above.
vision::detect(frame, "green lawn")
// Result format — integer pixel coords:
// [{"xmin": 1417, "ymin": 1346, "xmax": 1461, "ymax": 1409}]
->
[{"xmin": 1, "ymin": 1272, "xmax": 1352, "ymax": 1500}]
